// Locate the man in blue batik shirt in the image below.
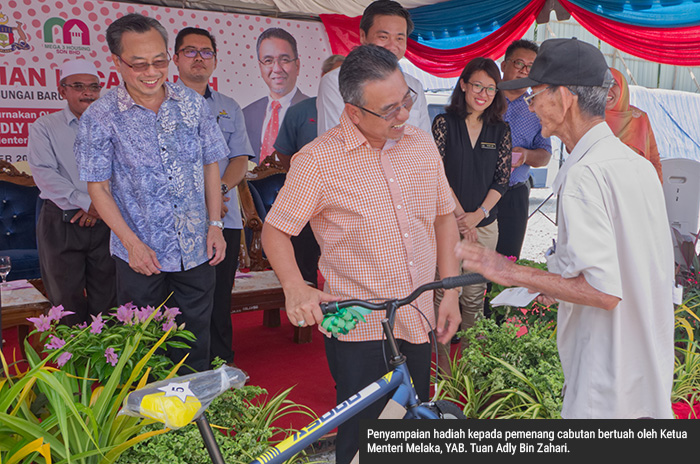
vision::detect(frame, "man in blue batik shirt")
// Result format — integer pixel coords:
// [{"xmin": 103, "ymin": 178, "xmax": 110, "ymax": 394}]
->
[
  {"xmin": 496, "ymin": 39, "xmax": 552, "ymax": 259},
  {"xmin": 75, "ymin": 14, "xmax": 228, "ymax": 372},
  {"xmin": 173, "ymin": 27, "xmax": 253, "ymax": 368}
]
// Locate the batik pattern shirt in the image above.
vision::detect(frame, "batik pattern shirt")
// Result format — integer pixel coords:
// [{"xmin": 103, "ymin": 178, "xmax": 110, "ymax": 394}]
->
[{"xmin": 75, "ymin": 82, "xmax": 227, "ymax": 271}]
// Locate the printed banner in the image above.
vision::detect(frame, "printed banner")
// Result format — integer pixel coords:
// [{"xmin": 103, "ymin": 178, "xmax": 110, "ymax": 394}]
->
[{"xmin": 0, "ymin": 0, "xmax": 331, "ymax": 172}]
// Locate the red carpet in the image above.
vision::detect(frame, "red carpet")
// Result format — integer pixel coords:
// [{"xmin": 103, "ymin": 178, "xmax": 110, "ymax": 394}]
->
[{"xmin": 231, "ymin": 310, "xmax": 336, "ymax": 431}]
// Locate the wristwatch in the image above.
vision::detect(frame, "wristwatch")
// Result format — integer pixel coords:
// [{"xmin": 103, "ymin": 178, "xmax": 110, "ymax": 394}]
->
[
  {"xmin": 221, "ymin": 183, "xmax": 230, "ymax": 195},
  {"xmin": 479, "ymin": 206, "xmax": 490, "ymax": 218},
  {"xmin": 209, "ymin": 220, "xmax": 224, "ymax": 230}
]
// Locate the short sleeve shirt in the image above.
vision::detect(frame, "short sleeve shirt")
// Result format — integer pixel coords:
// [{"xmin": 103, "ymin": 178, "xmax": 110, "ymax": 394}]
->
[
  {"xmin": 75, "ymin": 82, "xmax": 228, "ymax": 272},
  {"xmin": 265, "ymin": 112, "xmax": 455, "ymax": 344},
  {"xmin": 203, "ymin": 85, "xmax": 254, "ymax": 229},
  {"xmin": 548, "ymin": 123, "xmax": 674, "ymax": 419}
]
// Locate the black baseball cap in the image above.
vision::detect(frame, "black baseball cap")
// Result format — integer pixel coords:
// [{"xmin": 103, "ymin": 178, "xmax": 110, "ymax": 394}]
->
[{"xmin": 499, "ymin": 37, "xmax": 611, "ymax": 90}]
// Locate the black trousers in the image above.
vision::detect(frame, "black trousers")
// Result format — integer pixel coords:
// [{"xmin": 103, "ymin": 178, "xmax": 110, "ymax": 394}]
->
[
  {"xmin": 496, "ymin": 182, "xmax": 530, "ymax": 259},
  {"xmin": 210, "ymin": 228, "xmax": 241, "ymax": 364},
  {"xmin": 291, "ymin": 223, "xmax": 320, "ymax": 287},
  {"xmin": 37, "ymin": 200, "xmax": 116, "ymax": 326},
  {"xmin": 324, "ymin": 337, "xmax": 431, "ymax": 464},
  {"xmin": 115, "ymin": 257, "xmax": 215, "ymax": 372}
]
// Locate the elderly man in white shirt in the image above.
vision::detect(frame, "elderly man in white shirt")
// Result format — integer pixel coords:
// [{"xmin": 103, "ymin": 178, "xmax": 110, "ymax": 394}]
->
[{"xmin": 457, "ymin": 38, "xmax": 675, "ymax": 419}]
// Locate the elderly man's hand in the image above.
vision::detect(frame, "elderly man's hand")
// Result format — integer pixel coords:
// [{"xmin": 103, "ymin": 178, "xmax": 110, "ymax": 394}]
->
[{"xmin": 455, "ymin": 240, "xmax": 517, "ymax": 287}]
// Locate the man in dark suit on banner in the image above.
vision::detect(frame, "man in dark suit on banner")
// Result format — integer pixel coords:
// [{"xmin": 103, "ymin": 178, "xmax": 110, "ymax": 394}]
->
[{"xmin": 243, "ymin": 27, "xmax": 308, "ymax": 164}]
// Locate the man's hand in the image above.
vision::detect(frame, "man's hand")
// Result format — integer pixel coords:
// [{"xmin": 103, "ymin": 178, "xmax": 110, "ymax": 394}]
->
[
  {"xmin": 435, "ymin": 289, "xmax": 461, "ymax": 344},
  {"xmin": 220, "ymin": 194, "xmax": 230, "ymax": 218},
  {"xmin": 126, "ymin": 239, "xmax": 161, "ymax": 276},
  {"xmin": 512, "ymin": 147, "xmax": 528, "ymax": 168},
  {"xmin": 207, "ymin": 225, "xmax": 226, "ymax": 266},
  {"xmin": 455, "ymin": 240, "xmax": 517, "ymax": 287},
  {"xmin": 283, "ymin": 283, "xmax": 341, "ymax": 328},
  {"xmin": 70, "ymin": 203, "xmax": 103, "ymax": 227}
]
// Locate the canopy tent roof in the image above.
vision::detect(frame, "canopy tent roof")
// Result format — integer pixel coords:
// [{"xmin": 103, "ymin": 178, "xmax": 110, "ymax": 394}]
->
[{"xmin": 126, "ymin": 1, "xmax": 700, "ymax": 76}]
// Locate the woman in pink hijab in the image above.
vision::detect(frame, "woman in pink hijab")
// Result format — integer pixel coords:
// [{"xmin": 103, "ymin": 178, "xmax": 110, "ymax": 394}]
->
[{"xmin": 606, "ymin": 68, "xmax": 663, "ymax": 183}]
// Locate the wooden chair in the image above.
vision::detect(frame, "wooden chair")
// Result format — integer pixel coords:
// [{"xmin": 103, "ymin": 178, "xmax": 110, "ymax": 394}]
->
[{"xmin": 237, "ymin": 155, "xmax": 287, "ymax": 271}]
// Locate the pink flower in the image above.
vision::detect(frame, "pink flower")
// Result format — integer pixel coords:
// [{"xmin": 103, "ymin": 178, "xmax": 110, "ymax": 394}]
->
[
  {"xmin": 56, "ymin": 352, "xmax": 72, "ymax": 367},
  {"xmin": 45, "ymin": 335, "xmax": 66, "ymax": 350},
  {"xmin": 47, "ymin": 305, "xmax": 75, "ymax": 322},
  {"xmin": 137, "ymin": 305, "xmax": 157, "ymax": 323},
  {"xmin": 104, "ymin": 347, "xmax": 119, "ymax": 367},
  {"xmin": 506, "ymin": 255, "xmax": 518, "ymax": 262},
  {"xmin": 162, "ymin": 306, "xmax": 181, "ymax": 321},
  {"xmin": 27, "ymin": 314, "xmax": 52, "ymax": 332},
  {"xmin": 162, "ymin": 320, "xmax": 177, "ymax": 332},
  {"xmin": 115, "ymin": 303, "xmax": 136, "ymax": 325},
  {"xmin": 89, "ymin": 314, "xmax": 105, "ymax": 334}
]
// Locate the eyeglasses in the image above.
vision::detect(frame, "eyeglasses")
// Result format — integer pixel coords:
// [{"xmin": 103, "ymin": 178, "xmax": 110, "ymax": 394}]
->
[
  {"xmin": 117, "ymin": 54, "xmax": 170, "ymax": 72},
  {"xmin": 356, "ymin": 87, "xmax": 417, "ymax": 122},
  {"xmin": 507, "ymin": 58, "xmax": 533, "ymax": 72},
  {"xmin": 258, "ymin": 56, "xmax": 298, "ymax": 67},
  {"xmin": 524, "ymin": 86, "xmax": 553, "ymax": 106},
  {"xmin": 467, "ymin": 82, "xmax": 497, "ymax": 97},
  {"xmin": 61, "ymin": 82, "xmax": 103, "ymax": 93},
  {"xmin": 177, "ymin": 47, "xmax": 216, "ymax": 60}
]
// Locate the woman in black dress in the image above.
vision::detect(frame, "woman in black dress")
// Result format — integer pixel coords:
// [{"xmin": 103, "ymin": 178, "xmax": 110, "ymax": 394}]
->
[{"xmin": 432, "ymin": 57, "xmax": 511, "ymax": 359}]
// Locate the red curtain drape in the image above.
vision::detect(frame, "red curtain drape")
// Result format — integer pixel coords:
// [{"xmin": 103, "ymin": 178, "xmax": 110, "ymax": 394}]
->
[
  {"xmin": 321, "ymin": 0, "xmax": 546, "ymax": 78},
  {"xmin": 560, "ymin": 0, "xmax": 700, "ymax": 66}
]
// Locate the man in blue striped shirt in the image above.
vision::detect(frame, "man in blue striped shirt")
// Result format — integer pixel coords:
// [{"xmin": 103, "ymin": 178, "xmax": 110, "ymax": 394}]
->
[{"xmin": 497, "ymin": 39, "xmax": 552, "ymax": 259}]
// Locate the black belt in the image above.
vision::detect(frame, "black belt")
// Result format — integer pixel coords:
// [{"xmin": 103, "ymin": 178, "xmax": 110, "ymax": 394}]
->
[{"xmin": 508, "ymin": 181, "xmax": 528, "ymax": 190}]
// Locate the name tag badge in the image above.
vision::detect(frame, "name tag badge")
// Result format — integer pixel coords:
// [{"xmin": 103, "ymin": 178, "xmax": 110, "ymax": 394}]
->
[{"xmin": 480, "ymin": 142, "xmax": 496, "ymax": 150}]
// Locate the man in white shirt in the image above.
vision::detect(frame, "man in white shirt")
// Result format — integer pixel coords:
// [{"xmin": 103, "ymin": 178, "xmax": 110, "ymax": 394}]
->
[
  {"xmin": 457, "ymin": 38, "xmax": 675, "ymax": 419},
  {"xmin": 316, "ymin": 0, "xmax": 431, "ymax": 135},
  {"xmin": 243, "ymin": 27, "xmax": 308, "ymax": 164},
  {"xmin": 27, "ymin": 59, "xmax": 116, "ymax": 326}
]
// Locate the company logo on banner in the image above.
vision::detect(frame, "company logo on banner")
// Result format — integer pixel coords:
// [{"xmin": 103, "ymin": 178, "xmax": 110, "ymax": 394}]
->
[
  {"xmin": 0, "ymin": 12, "xmax": 31, "ymax": 54},
  {"xmin": 0, "ymin": 0, "xmax": 331, "ymax": 171},
  {"xmin": 44, "ymin": 17, "xmax": 91, "ymax": 48}
]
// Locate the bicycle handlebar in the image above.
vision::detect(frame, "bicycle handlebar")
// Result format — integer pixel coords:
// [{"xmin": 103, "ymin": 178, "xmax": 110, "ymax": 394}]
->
[{"xmin": 319, "ymin": 273, "xmax": 487, "ymax": 314}]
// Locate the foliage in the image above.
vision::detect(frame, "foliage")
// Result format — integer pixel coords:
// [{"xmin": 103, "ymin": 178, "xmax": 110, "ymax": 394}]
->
[
  {"xmin": 436, "ymin": 318, "xmax": 563, "ymax": 419},
  {"xmin": 486, "ymin": 258, "xmax": 558, "ymax": 327},
  {"xmin": 26, "ymin": 303, "xmax": 195, "ymax": 384},
  {"xmin": 115, "ymin": 385, "xmax": 317, "ymax": 464},
  {"xmin": 0, "ymin": 306, "xmax": 183, "ymax": 464},
  {"xmin": 672, "ymin": 301, "xmax": 700, "ymax": 415}
]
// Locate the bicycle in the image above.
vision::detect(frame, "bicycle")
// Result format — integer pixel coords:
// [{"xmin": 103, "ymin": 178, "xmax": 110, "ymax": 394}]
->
[{"xmin": 122, "ymin": 273, "xmax": 487, "ymax": 464}]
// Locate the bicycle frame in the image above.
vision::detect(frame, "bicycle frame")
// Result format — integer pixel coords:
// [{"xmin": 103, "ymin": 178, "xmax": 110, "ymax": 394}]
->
[
  {"xmin": 250, "ymin": 360, "xmax": 437, "ymax": 464},
  {"xmin": 126, "ymin": 273, "xmax": 486, "ymax": 464}
]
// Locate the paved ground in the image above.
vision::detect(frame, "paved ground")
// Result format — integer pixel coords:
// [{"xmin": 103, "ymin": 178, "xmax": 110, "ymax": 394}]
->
[{"xmin": 520, "ymin": 187, "xmax": 558, "ymax": 263}]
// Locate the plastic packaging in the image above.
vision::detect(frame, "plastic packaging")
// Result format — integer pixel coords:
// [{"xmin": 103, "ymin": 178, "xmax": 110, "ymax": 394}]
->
[{"xmin": 120, "ymin": 365, "xmax": 248, "ymax": 429}]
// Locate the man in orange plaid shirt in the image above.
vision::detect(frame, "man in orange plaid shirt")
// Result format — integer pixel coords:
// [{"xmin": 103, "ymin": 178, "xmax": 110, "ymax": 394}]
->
[{"xmin": 262, "ymin": 44, "xmax": 461, "ymax": 464}]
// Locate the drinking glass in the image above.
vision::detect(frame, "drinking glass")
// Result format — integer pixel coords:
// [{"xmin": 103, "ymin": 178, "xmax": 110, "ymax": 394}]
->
[{"xmin": 0, "ymin": 256, "xmax": 11, "ymax": 286}]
